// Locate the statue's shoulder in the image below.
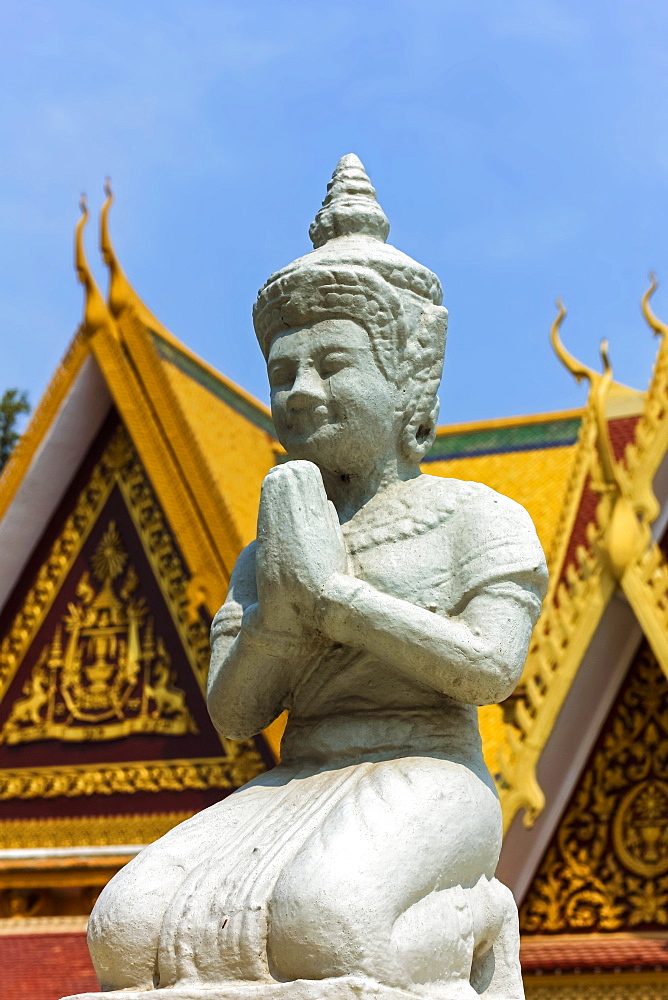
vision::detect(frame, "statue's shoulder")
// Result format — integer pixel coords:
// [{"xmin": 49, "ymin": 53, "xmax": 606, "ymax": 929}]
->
[
  {"xmin": 416, "ymin": 475, "xmax": 547, "ymax": 598},
  {"xmin": 416, "ymin": 474, "xmax": 531, "ymax": 530}
]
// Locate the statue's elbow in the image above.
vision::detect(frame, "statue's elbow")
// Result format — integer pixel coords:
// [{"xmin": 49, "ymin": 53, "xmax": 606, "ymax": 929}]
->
[
  {"xmin": 207, "ymin": 677, "xmax": 243, "ymax": 738},
  {"xmin": 472, "ymin": 648, "xmax": 524, "ymax": 705},
  {"xmin": 207, "ymin": 700, "xmax": 257, "ymax": 741}
]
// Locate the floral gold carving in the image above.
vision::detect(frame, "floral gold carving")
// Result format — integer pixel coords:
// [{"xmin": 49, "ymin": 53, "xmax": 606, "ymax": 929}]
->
[
  {"xmin": 1, "ymin": 522, "xmax": 196, "ymax": 744},
  {"xmin": 520, "ymin": 644, "xmax": 668, "ymax": 933},
  {"xmin": 613, "ymin": 779, "xmax": 668, "ymax": 878},
  {"xmin": 0, "ymin": 437, "xmax": 114, "ymax": 703}
]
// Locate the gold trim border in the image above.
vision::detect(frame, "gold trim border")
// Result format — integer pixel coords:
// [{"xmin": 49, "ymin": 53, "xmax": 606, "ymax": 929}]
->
[
  {"xmin": 524, "ymin": 971, "xmax": 668, "ymax": 1000},
  {"xmin": 0, "ymin": 811, "xmax": 193, "ymax": 849},
  {"xmin": 0, "ymin": 757, "xmax": 236, "ymax": 801}
]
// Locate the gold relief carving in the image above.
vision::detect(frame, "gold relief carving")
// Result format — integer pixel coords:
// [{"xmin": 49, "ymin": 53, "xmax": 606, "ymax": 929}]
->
[
  {"xmin": 0, "ymin": 425, "xmax": 210, "ymax": 705},
  {"xmin": 613, "ymin": 780, "xmax": 668, "ymax": 878},
  {"xmin": 524, "ymin": 975, "xmax": 668, "ymax": 1000},
  {"xmin": 0, "ymin": 441, "xmax": 114, "ymax": 703},
  {"xmin": 113, "ymin": 431, "xmax": 212, "ymax": 691},
  {"xmin": 0, "ymin": 424, "xmax": 266, "ymax": 797},
  {"xmin": 520, "ymin": 646, "xmax": 668, "ymax": 934},
  {"xmin": 499, "ymin": 544, "xmax": 613, "ymax": 829},
  {"xmin": 0, "ymin": 757, "xmax": 240, "ymax": 800},
  {"xmin": 0, "ymin": 812, "xmax": 193, "ymax": 849},
  {"xmin": 1, "ymin": 522, "xmax": 196, "ymax": 744}
]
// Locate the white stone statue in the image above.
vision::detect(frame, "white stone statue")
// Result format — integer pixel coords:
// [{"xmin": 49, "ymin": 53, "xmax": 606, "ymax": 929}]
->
[{"xmin": 66, "ymin": 155, "xmax": 547, "ymax": 1000}]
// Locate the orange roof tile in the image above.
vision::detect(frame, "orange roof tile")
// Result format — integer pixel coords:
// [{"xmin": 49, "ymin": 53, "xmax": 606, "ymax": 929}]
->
[{"xmin": 153, "ymin": 333, "xmax": 279, "ymax": 547}]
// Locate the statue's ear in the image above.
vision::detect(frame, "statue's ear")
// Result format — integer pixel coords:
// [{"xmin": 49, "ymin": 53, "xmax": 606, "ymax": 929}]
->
[{"xmin": 398, "ymin": 305, "xmax": 447, "ymax": 463}]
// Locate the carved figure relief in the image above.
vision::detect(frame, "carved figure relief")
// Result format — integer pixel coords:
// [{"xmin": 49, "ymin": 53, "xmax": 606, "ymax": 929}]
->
[
  {"xmin": 2, "ymin": 522, "xmax": 196, "ymax": 744},
  {"xmin": 521, "ymin": 643, "xmax": 668, "ymax": 933}
]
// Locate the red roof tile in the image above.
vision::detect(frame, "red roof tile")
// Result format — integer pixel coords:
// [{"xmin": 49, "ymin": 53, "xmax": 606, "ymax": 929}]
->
[
  {"xmin": 0, "ymin": 931, "xmax": 97, "ymax": 1000},
  {"xmin": 521, "ymin": 935, "xmax": 668, "ymax": 973},
  {"xmin": 4, "ymin": 926, "xmax": 667, "ymax": 993}
]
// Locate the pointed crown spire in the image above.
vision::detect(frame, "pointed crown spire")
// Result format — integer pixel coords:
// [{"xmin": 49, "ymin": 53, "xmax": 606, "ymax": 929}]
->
[
  {"xmin": 254, "ymin": 153, "xmax": 445, "ymax": 359},
  {"xmin": 253, "ymin": 153, "xmax": 448, "ymax": 463},
  {"xmin": 309, "ymin": 154, "xmax": 390, "ymax": 249}
]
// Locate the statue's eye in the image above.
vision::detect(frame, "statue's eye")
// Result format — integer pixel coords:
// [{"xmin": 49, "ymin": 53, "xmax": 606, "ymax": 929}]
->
[
  {"xmin": 319, "ymin": 352, "xmax": 350, "ymax": 378},
  {"xmin": 268, "ymin": 362, "xmax": 293, "ymax": 388}
]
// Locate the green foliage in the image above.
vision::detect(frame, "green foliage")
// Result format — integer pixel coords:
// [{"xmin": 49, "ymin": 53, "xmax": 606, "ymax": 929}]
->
[{"xmin": 0, "ymin": 389, "xmax": 31, "ymax": 472}]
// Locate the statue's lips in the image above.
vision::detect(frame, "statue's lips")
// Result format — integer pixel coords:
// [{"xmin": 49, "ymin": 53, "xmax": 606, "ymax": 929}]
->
[{"xmin": 284, "ymin": 408, "xmax": 332, "ymax": 437}]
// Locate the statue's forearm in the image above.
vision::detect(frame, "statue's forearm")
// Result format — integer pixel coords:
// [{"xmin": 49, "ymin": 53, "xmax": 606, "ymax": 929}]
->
[
  {"xmin": 316, "ymin": 574, "xmax": 535, "ymax": 705},
  {"xmin": 207, "ymin": 609, "xmax": 306, "ymax": 739}
]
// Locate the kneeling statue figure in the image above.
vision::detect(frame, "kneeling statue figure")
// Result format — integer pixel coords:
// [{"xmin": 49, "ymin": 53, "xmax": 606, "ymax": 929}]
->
[{"xmin": 67, "ymin": 154, "xmax": 547, "ymax": 1000}]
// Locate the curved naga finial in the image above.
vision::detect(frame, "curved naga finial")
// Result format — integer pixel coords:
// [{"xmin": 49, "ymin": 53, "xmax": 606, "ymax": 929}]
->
[
  {"xmin": 592, "ymin": 338, "xmax": 620, "ymax": 491},
  {"xmin": 549, "ymin": 299, "xmax": 625, "ymax": 496},
  {"xmin": 550, "ymin": 298, "xmax": 599, "ymax": 386},
  {"xmin": 75, "ymin": 194, "xmax": 110, "ymax": 337},
  {"xmin": 99, "ymin": 179, "xmax": 173, "ymax": 341},
  {"xmin": 641, "ymin": 272, "xmax": 668, "ymax": 340},
  {"xmin": 100, "ymin": 178, "xmax": 138, "ymax": 319},
  {"xmin": 550, "ymin": 300, "xmax": 654, "ymax": 575}
]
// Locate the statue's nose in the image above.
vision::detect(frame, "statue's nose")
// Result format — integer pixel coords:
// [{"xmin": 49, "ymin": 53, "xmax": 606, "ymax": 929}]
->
[{"xmin": 287, "ymin": 367, "xmax": 326, "ymax": 411}]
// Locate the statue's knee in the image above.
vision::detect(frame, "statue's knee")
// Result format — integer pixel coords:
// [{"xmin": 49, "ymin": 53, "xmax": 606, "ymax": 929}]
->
[
  {"xmin": 267, "ymin": 865, "xmax": 367, "ymax": 980},
  {"xmin": 88, "ymin": 855, "xmax": 177, "ymax": 991},
  {"xmin": 88, "ymin": 877, "xmax": 155, "ymax": 989}
]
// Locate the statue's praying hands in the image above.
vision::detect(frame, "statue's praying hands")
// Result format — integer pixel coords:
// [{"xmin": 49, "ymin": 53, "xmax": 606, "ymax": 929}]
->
[
  {"xmin": 255, "ymin": 461, "xmax": 348, "ymax": 632},
  {"xmin": 79, "ymin": 155, "xmax": 547, "ymax": 1000}
]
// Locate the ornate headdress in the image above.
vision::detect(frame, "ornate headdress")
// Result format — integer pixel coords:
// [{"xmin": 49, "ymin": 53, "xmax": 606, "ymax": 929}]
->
[{"xmin": 253, "ymin": 154, "xmax": 448, "ymax": 460}]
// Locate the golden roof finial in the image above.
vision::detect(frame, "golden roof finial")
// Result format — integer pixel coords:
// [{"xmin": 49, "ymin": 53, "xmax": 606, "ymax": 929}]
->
[
  {"xmin": 99, "ymin": 179, "xmax": 172, "ymax": 339},
  {"xmin": 549, "ymin": 300, "xmax": 622, "ymax": 494},
  {"xmin": 100, "ymin": 178, "xmax": 138, "ymax": 319},
  {"xmin": 550, "ymin": 298, "xmax": 599, "ymax": 386},
  {"xmin": 592, "ymin": 338, "xmax": 620, "ymax": 491},
  {"xmin": 75, "ymin": 194, "xmax": 111, "ymax": 338},
  {"xmin": 641, "ymin": 272, "xmax": 668, "ymax": 340}
]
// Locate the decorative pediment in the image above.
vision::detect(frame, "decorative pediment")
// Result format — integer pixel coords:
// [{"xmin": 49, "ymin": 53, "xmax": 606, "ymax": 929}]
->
[
  {"xmin": 1, "ymin": 521, "xmax": 196, "ymax": 745},
  {"xmin": 0, "ymin": 421, "xmax": 266, "ymax": 813},
  {"xmin": 500, "ymin": 283, "xmax": 668, "ymax": 831},
  {"xmin": 520, "ymin": 641, "xmax": 668, "ymax": 934}
]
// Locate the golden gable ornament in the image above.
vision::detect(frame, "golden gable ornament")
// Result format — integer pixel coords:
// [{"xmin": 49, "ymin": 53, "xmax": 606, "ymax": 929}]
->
[{"xmin": 1, "ymin": 521, "xmax": 197, "ymax": 744}]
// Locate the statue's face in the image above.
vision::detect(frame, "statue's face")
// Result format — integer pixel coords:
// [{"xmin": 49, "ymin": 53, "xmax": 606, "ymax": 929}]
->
[{"xmin": 268, "ymin": 318, "xmax": 400, "ymax": 476}]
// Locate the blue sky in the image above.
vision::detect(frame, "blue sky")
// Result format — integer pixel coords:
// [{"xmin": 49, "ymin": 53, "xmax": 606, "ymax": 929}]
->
[{"xmin": 2, "ymin": 0, "xmax": 668, "ymax": 429}]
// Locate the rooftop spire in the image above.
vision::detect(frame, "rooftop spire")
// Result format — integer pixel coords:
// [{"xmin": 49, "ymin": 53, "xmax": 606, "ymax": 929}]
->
[
  {"xmin": 75, "ymin": 195, "xmax": 110, "ymax": 338},
  {"xmin": 309, "ymin": 153, "xmax": 390, "ymax": 249}
]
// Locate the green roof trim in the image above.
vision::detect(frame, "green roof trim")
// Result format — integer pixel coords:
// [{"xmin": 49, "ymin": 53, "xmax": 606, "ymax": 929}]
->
[
  {"xmin": 149, "ymin": 334, "xmax": 580, "ymax": 461},
  {"xmin": 425, "ymin": 416, "xmax": 581, "ymax": 462},
  {"xmin": 151, "ymin": 332, "xmax": 276, "ymax": 437}
]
